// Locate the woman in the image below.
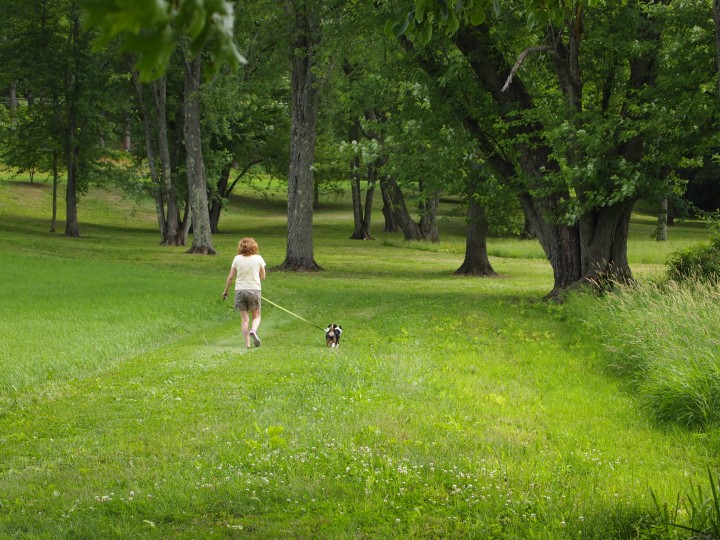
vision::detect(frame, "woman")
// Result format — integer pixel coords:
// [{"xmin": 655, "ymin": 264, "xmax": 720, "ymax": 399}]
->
[{"xmin": 222, "ymin": 237, "xmax": 266, "ymax": 348}]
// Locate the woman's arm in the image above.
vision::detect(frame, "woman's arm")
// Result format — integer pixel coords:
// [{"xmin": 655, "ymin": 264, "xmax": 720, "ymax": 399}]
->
[{"xmin": 223, "ymin": 267, "xmax": 237, "ymax": 299}]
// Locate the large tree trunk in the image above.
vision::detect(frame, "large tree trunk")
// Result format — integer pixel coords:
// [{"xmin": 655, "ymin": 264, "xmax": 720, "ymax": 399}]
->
[
  {"xmin": 454, "ymin": 25, "xmax": 581, "ymax": 295},
  {"xmin": 519, "ymin": 193, "xmax": 580, "ymax": 298},
  {"xmin": 578, "ymin": 199, "xmax": 635, "ymax": 284},
  {"xmin": 277, "ymin": 0, "xmax": 321, "ymax": 271},
  {"xmin": 183, "ymin": 55, "xmax": 215, "ymax": 255},
  {"xmin": 519, "ymin": 213, "xmax": 536, "ymax": 240},
  {"xmin": 455, "ymin": 197, "xmax": 496, "ymax": 276},
  {"xmin": 154, "ymin": 77, "xmax": 182, "ymax": 245},
  {"xmin": 381, "ymin": 176, "xmax": 423, "ymax": 241}
]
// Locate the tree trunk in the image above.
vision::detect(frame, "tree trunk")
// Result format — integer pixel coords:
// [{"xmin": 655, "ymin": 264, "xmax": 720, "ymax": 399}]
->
[
  {"xmin": 50, "ymin": 150, "xmax": 58, "ymax": 233},
  {"xmin": 578, "ymin": 198, "xmax": 635, "ymax": 285},
  {"xmin": 657, "ymin": 197, "xmax": 668, "ymax": 241},
  {"xmin": 519, "ymin": 213, "xmax": 536, "ymax": 240},
  {"xmin": 380, "ymin": 176, "xmax": 399, "ymax": 232},
  {"xmin": 210, "ymin": 162, "xmax": 232, "ymax": 234},
  {"xmin": 133, "ymin": 73, "xmax": 165, "ymax": 243},
  {"xmin": 63, "ymin": 4, "xmax": 81, "ymax": 238},
  {"xmin": 361, "ymin": 162, "xmax": 377, "ymax": 238},
  {"xmin": 154, "ymin": 77, "xmax": 182, "ymax": 246},
  {"xmin": 183, "ymin": 55, "xmax": 215, "ymax": 255},
  {"xmin": 9, "ymin": 82, "xmax": 17, "ymax": 114},
  {"xmin": 455, "ymin": 197, "xmax": 496, "ymax": 276},
  {"xmin": 418, "ymin": 183, "xmax": 440, "ymax": 243},
  {"xmin": 277, "ymin": 0, "xmax": 321, "ymax": 271},
  {"xmin": 519, "ymin": 193, "xmax": 581, "ymax": 299},
  {"xmin": 182, "ymin": 199, "xmax": 192, "ymax": 242},
  {"xmin": 123, "ymin": 113, "xmax": 131, "ymax": 152},
  {"xmin": 349, "ymin": 151, "xmax": 367, "ymax": 239},
  {"xmin": 419, "ymin": 196, "xmax": 439, "ymax": 242},
  {"xmin": 381, "ymin": 176, "xmax": 423, "ymax": 241},
  {"xmin": 64, "ymin": 130, "xmax": 80, "ymax": 237}
]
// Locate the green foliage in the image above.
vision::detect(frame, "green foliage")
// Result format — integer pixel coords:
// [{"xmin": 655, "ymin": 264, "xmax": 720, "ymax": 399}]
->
[
  {"xmin": 0, "ymin": 106, "xmax": 61, "ymax": 181},
  {"xmin": 82, "ymin": 0, "xmax": 246, "ymax": 80},
  {"xmin": 666, "ymin": 235, "xmax": 720, "ymax": 283}
]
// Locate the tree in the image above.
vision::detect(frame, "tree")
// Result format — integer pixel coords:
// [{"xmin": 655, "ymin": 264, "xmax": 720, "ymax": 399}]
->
[
  {"xmin": 398, "ymin": 0, "xmax": 714, "ymax": 298},
  {"xmin": 0, "ymin": 0, "xmax": 130, "ymax": 238},
  {"xmin": 200, "ymin": 19, "xmax": 290, "ymax": 235},
  {"xmin": 132, "ymin": 71, "xmax": 184, "ymax": 245},
  {"xmin": 276, "ymin": 0, "xmax": 323, "ymax": 271},
  {"xmin": 183, "ymin": 51, "xmax": 215, "ymax": 255}
]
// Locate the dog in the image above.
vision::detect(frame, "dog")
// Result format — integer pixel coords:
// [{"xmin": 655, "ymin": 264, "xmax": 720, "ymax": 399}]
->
[{"xmin": 325, "ymin": 323, "xmax": 343, "ymax": 348}]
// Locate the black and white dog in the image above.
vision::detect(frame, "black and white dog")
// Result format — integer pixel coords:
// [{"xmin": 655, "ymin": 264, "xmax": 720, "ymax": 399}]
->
[{"xmin": 325, "ymin": 323, "xmax": 343, "ymax": 348}]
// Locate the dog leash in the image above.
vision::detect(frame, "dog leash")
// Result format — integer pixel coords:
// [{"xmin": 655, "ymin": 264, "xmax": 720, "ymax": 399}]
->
[{"xmin": 262, "ymin": 297, "xmax": 326, "ymax": 331}]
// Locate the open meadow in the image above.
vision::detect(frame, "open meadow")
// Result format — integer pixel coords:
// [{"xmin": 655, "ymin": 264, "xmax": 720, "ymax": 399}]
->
[{"xmin": 1, "ymin": 176, "xmax": 718, "ymax": 539}]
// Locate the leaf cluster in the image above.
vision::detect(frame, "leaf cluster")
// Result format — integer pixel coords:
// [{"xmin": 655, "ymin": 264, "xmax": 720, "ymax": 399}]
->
[{"xmin": 82, "ymin": 0, "xmax": 246, "ymax": 81}]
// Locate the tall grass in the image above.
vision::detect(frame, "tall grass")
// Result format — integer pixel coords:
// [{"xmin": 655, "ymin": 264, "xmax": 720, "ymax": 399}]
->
[{"xmin": 567, "ymin": 279, "xmax": 720, "ymax": 431}]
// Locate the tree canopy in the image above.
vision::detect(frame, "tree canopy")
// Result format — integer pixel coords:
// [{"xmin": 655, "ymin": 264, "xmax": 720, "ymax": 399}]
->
[{"xmin": 1, "ymin": 0, "xmax": 718, "ymax": 295}]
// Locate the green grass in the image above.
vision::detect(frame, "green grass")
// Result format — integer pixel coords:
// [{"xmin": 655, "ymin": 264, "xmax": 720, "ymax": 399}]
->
[{"xmin": 0, "ymin": 176, "xmax": 717, "ymax": 538}]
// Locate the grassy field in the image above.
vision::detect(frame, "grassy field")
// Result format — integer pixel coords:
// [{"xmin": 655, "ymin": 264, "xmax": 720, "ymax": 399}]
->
[{"xmin": 0, "ymin": 176, "xmax": 718, "ymax": 539}]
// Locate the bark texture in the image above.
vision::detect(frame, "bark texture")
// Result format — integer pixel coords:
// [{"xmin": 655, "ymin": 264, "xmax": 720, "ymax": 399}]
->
[
  {"xmin": 63, "ymin": 4, "xmax": 81, "ymax": 238},
  {"xmin": 183, "ymin": 55, "xmax": 215, "ymax": 255},
  {"xmin": 154, "ymin": 76, "xmax": 182, "ymax": 245},
  {"xmin": 380, "ymin": 178, "xmax": 399, "ymax": 233},
  {"xmin": 455, "ymin": 198, "xmax": 496, "ymax": 276},
  {"xmin": 381, "ymin": 176, "xmax": 423, "ymax": 241},
  {"xmin": 277, "ymin": 0, "xmax": 321, "ymax": 271}
]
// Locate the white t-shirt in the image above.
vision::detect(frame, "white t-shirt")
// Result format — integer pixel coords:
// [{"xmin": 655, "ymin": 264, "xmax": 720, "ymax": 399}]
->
[{"xmin": 232, "ymin": 254, "xmax": 266, "ymax": 290}]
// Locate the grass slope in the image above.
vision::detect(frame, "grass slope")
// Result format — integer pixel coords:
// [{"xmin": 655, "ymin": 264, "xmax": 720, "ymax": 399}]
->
[{"xmin": 0, "ymin": 177, "xmax": 715, "ymax": 539}]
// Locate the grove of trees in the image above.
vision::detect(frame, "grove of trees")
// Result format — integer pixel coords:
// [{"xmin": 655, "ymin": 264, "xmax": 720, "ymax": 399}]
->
[{"xmin": 1, "ymin": 0, "xmax": 718, "ymax": 298}]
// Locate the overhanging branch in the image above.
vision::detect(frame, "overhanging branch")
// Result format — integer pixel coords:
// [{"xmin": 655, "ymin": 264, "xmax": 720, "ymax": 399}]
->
[{"xmin": 502, "ymin": 46, "xmax": 553, "ymax": 92}]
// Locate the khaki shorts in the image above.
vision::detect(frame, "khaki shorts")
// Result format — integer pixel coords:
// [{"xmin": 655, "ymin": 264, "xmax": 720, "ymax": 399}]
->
[{"xmin": 234, "ymin": 289, "xmax": 261, "ymax": 311}]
